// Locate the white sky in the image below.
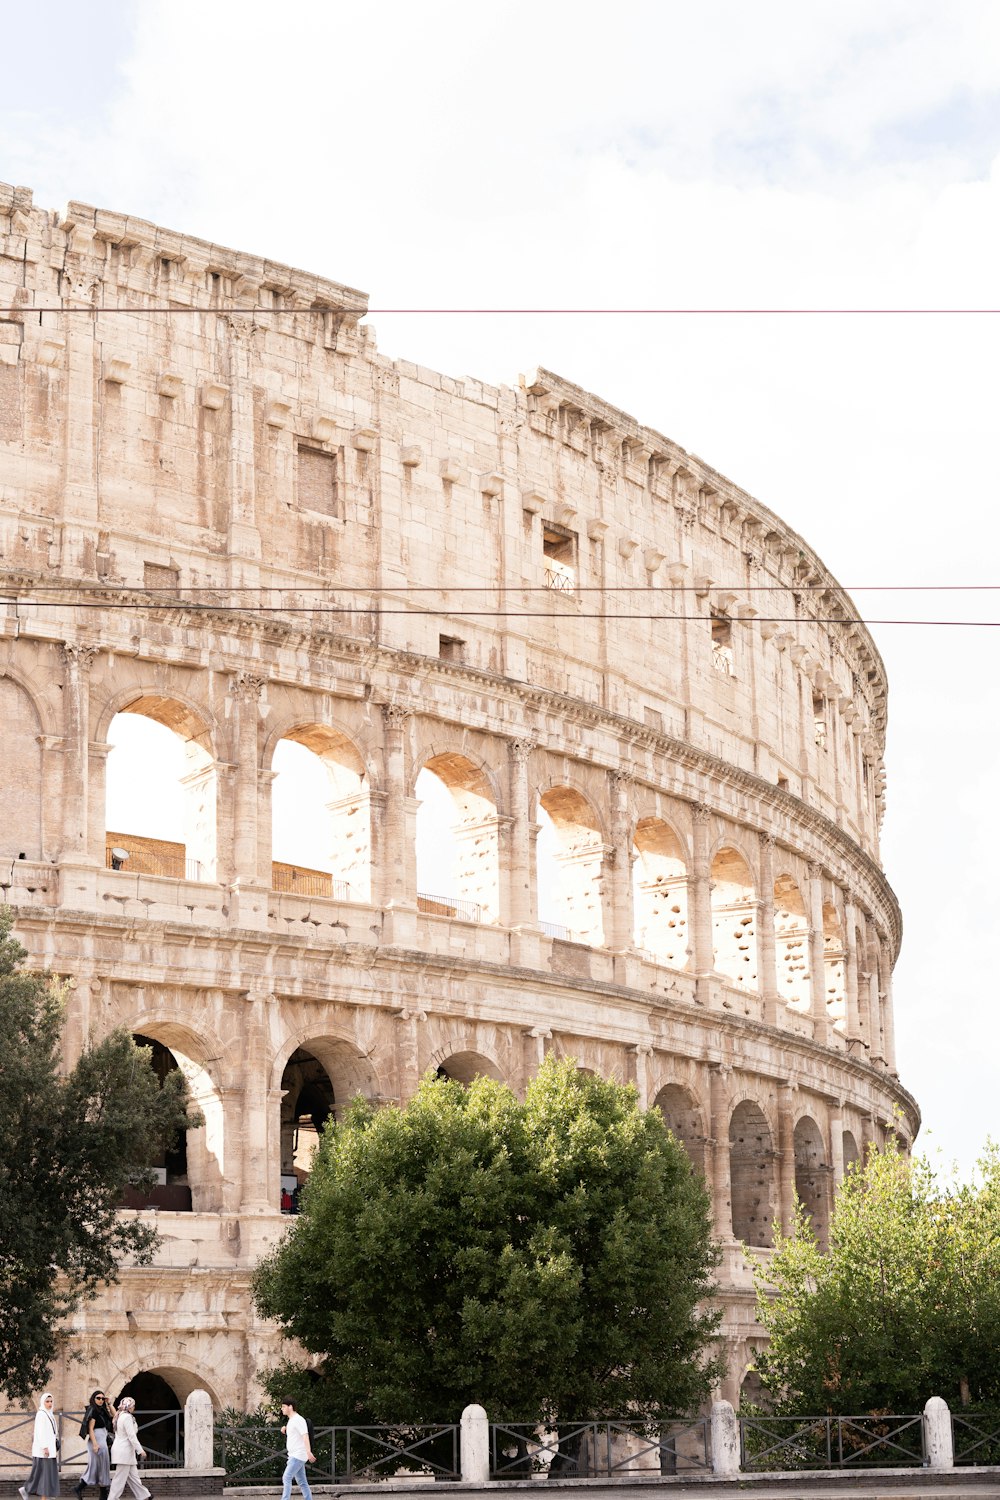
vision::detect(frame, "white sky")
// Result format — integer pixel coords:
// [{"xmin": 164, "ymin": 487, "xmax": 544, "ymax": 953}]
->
[{"xmin": 12, "ymin": 0, "xmax": 999, "ymax": 1178}]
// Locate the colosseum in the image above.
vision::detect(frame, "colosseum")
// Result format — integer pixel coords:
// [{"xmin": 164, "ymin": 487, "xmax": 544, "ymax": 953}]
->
[{"xmin": 0, "ymin": 182, "xmax": 917, "ymax": 1419}]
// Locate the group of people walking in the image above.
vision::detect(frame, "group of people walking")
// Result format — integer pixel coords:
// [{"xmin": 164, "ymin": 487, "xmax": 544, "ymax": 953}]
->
[{"xmin": 22, "ymin": 1391, "xmax": 151, "ymax": 1500}]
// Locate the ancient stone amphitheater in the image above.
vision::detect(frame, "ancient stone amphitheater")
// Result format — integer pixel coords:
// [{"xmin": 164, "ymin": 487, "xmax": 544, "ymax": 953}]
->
[{"xmin": 0, "ymin": 182, "xmax": 917, "ymax": 1416}]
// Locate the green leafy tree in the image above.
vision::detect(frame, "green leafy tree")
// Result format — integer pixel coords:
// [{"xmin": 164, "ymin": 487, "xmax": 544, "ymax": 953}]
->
[
  {"xmin": 253, "ymin": 1056, "xmax": 722, "ymax": 1425},
  {"xmin": 752, "ymin": 1137, "xmax": 1000, "ymax": 1414},
  {"xmin": 0, "ymin": 909, "xmax": 198, "ymax": 1398}
]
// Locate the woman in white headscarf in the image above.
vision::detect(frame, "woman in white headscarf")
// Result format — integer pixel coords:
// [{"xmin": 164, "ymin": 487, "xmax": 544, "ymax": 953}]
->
[
  {"xmin": 106, "ymin": 1399, "xmax": 149, "ymax": 1500},
  {"xmin": 20, "ymin": 1392, "xmax": 60, "ymax": 1500}
]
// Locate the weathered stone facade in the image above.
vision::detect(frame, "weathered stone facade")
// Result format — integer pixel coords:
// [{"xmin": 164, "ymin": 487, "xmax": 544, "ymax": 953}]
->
[{"xmin": 0, "ymin": 182, "xmax": 917, "ymax": 1413}]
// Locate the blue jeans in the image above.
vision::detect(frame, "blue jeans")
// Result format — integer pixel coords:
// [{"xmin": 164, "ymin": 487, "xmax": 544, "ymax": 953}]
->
[{"xmin": 282, "ymin": 1456, "xmax": 312, "ymax": 1500}]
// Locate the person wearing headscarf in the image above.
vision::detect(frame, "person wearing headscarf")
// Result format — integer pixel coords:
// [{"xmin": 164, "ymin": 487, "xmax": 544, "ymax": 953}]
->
[
  {"xmin": 106, "ymin": 1399, "xmax": 149, "ymax": 1500},
  {"xmin": 74, "ymin": 1391, "xmax": 115, "ymax": 1500},
  {"xmin": 20, "ymin": 1392, "xmax": 60, "ymax": 1500}
]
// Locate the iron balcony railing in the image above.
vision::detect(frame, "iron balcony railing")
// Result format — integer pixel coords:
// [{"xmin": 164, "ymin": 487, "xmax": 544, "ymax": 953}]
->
[
  {"xmin": 540, "ymin": 919, "xmax": 571, "ymax": 939},
  {"xmin": 216, "ymin": 1422, "xmax": 459, "ymax": 1485},
  {"xmin": 489, "ymin": 1418, "xmax": 711, "ymax": 1479},
  {"xmin": 417, "ymin": 891, "xmax": 481, "ymax": 922},
  {"xmin": 739, "ymin": 1413, "xmax": 924, "ymax": 1471},
  {"xmin": 0, "ymin": 1410, "xmax": 183, "ymax": 1473}
]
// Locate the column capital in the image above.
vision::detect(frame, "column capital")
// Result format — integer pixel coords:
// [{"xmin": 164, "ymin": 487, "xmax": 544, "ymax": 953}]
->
[
  {"xmin": 231, "ymin": 670, "xmax": 266, "ymax": 701},
  {"xmin": 757, "ymin": 830, "xmax": 776, "ymax": 850},
  {"xmin": 381, "ymin": 701, "xmax": 412, "ymax": 729},
  {"xmin": 508, "ymin": 735, "xmax": 536, "ymax": 764},
  {"xmin": 692, "ymin": 801, "xmax": 712, "ymax": 825},
  {"xmin": 61, "ymin": 641, "xmax": 101, "ymax": 670}
]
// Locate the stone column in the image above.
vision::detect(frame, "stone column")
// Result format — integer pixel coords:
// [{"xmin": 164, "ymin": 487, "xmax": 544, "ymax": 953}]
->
[
  {"xmin": 756, "ymin": 833, "xmax": 779, "ymax": 1024},
  {"xmin": 223, "ymin": 316, "xmax": 262, "ymax": 585},
  {"xmin": 521, "ymin": 1026, "xmax": 550, "ymax": 1095},
  {"xmin": 843, "ymin": 895, "xmax": 863, "ymax": 1043},
  {"xmin": 381, "ymin": 705, "xmax": 415, "ymax": 907},
  {"xmin": 626, "ymin": 1043, "xmax": 652, "ymax": 1109},
  {"xmin": 829, "ymin": 1107, "xmax": 845, "ymax": 1188},
  {"xmin": 60, "ymin": 643, "xmax": 100, "ymax": 864},
  {"xmin": 607, "ymin": 770, "xmax": 635, "ymax": 951},
  {"xmin": 777, "ymin": 1083, "xmax": 797, "ymax": 1236},
  {"xmin": 806, "ymin": 862, "xmax": 829, "ymax": 1044},
  {"xmin": 394, "ymin": 1006, "xmax": 426, "ymax": 1102},
  {"xmin": 880, "ymin": 945, "xmax": 898, "ymax": 1074},
  {"xmin": 690, "ymin": 804, "xmax": 714, "ymax": 995},
  {"xmin": 240, "ymin": 986, "xmax": 274, "ymax": 1213},
  {"xmin": 229, "ymin": 672, "xmax": 264, "ymax": 885},
  {"xmin": 709, "ymin": 1065, "xmax": 732, "ymax": 1239},
  {"xmin": 506, "ymin": 738, "xmax": 535, "ymax": 927}
]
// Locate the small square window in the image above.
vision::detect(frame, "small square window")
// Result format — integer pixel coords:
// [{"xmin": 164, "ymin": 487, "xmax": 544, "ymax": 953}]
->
[
  {"xmin": 439, "ymin": 635, "xmax": 465, "ymax": 662},
  {"xmin": 297, "ymin": 444, "xmax": 341, "ymax": 518},
  {"xmin": 144, "ymin": 561, "xmax": 179, "ymax": 592}
]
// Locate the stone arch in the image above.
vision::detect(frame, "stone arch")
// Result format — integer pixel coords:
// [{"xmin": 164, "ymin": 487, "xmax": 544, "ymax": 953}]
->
[
  {"xmin": 633, "ymin": 817, "xmax": 688, "ymax": 967},
  {"xmin": 729, "ymin": 1099, "xmax": 776, "ymax": 1247},
  {"xmin": 712, "ymin": 846, "xmax": 757, "ymax": 989},
  {"xmin": 129, "ymin": 1021, "xmax": 225, "ymax": 1214},
  {"xmin": 793, "ymin": 1113, "xmax": 830, "ymax": 1248},
  {"xmin": 739, "ymin": 1366, "xmax": 768, "ymax": 1412},
  {"xmin": 111, "ymin": 1359, "xmax": 221, "ymax": 1409},
  {"xmin": 432, "ymin": 1048, "xmax": 506, "ymax": 1086},
  {"xmin": 0, "ymin": 673, "xmax": 44, "ymax": 861},
  {"xmin": 415, "ymin": 749, "xmax": 501, "ymax": 922},
  {"xmin": 408, "ymin": 739, "xmax": 503, "ymax": 811},
  {"xmin": 102, "ymin": 690, "xmax": 219, "ymax": 882},
  {"xmin": 842, "ymin": 1128, "xmax": 861, "ymax": 1172},
  {"xmin": 774, "ymin": 872, "xmax": 812, "ymax": 1011},
  {"xmin": 653, "ymin": 1083, "xmax": 706, "ymax": 1176},
  {"xmin": 271, "ymin": 1029, "xmax": 383, "ymax": 1109},
  {"xmin": 536, "ymin": 783, "xmax": 606, "ymax": 945},
  {"xmin": 823, "ymin": 901, "xmax": 846, "ymax": 1027},
  {"xmin": 268, "ymin": 721, "xmax": 372, "ymax": 902}
]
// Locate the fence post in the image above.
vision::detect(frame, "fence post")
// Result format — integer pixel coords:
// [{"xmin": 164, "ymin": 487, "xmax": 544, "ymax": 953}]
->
[
  {"xmin": 711, "ymin": 1400, "xmax": 740, "ymax": 1479},
  {"xmin": 923, "ymin": 1397, "xmax": 954, "ymax": 1470},
  {"xmin": 184, "ymin": 1389, "xmax": 214, "ymax": 1470},
  {"xmin": 461, "ymin": 1404, "xmax": 490, "ymax": 1483}
]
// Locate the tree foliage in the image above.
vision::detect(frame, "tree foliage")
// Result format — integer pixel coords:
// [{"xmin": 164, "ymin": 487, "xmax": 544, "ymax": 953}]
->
[
  {"xmin": 752, "ymin": 1137, "xmax": 1000, "ymax": 1414},
  {"xmin": 253, "ymin": 1057, "xmax": 722, "ymax": 1424},
  {"xmin": 0, "ymin": 909, "xmax": 198, "ymax": 1398}
]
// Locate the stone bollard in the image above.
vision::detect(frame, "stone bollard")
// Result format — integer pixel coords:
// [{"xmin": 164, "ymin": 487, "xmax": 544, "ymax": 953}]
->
[
  {"xmin": 711, "ymin": 1399, "xmax": 741, "ymax": 1479},
  {"xmin": 184, "ymin": 1388, "xmax": 215, "ymax": 1470},
  {"xmin": 923, "ymin": 1396, "xmax": 954, "ymax": 1470},
  {"xmin": 461, "ymin": 1404, "xmax": 490, "ymax": 1484}
]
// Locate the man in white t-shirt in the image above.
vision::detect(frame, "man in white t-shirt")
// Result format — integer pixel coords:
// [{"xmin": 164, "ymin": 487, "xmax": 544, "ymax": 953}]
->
[{"xmin": 279, "ymin": 1399, "xmax": 316, "ymax": 1500}]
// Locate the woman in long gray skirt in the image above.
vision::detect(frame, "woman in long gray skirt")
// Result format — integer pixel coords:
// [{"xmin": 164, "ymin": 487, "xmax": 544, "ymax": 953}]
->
[
  {"xmin": 75, "ymin": 1392, "xmax": 114, "ymax": 1500},
  {"xmin": 21, "ymin": 1392, "xmax": 60, "ymax": 1500}
]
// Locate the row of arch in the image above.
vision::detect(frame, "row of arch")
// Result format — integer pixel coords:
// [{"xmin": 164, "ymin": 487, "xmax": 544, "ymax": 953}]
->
[
  {"xmin": 3, "ymin": 665, "xmax": 893, "ymax": 1038},
  {"xmin": 131, "ymin": 1017, "xmax": 875, "ymax": 1253}
]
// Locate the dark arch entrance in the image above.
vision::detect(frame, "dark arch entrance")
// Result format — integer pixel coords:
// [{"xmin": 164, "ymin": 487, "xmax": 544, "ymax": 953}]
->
[
  {"xmin": 122, "ymin": 1035, "xmax": 191, "ymax": 1211},
  {"xmin": 114, "ymin": 1372, "xmax": 182, "ymax": 1466},
  {"xmin": 280, "ymin": 1048, "xmax": 336, "ymax": 1211}
]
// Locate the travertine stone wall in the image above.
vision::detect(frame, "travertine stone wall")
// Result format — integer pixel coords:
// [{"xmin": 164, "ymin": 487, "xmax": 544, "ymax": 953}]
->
[{"xmin": 0, "ymin": 182, "xmax": 915, "ymax": 1413}]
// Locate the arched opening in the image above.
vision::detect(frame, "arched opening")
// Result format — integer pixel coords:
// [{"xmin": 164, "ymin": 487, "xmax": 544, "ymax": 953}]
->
[
  {"xmin": 729, "ymin": 1101, "xmax": 775, "ymax": 1247},
  {"xmin": 793, "ymin": 1115, "xmax": 830, "ymax": 1249},
  {"xmin": 271, "ymin": 726, "xmax": 370, "ymax": 902},
  {"xmin": 0, "ymin": 677, "xmax": 42, "ymax": 860},
  {"xmin": 435, "ymin": 1051, "xmax": 504, "ymax": 1086},
  {"xmin": 632, "ymin": 818, "xmax": 688, "ymax": 967},
  {"xmin": 280, "ymin": 1048, "xmax": 336, "ymax": 1212},
  {"xmin": 739, "ymin": 1368, "xmax": 769, "ymax": 1413},
  {"xmin": 415, "ymin": 753, "xmax": 499, "ymax": 922},
  {"xmin": 114, "ymin": 1371, "xmax": 182, "ymax": 1466},
  {"xmin": 105, "ymin": 700, "xmax": 216, "ymax": 881},
  {"xmin": 823, "ymin": 903, "xmax": 846, "ymax": 1028},
  {"xmin": 842, "ymin": 1129, "xmax": 861, "ymax": 1172},
  {"xmin": 122, "ymin": 1031, "xmax": 223, "ymax": 1213},
  {"xmin": 774, "ymin": 874, "xmax": 812, "ymax": 1011},
  {"xmin": 653, "ymin": 1084, "xmax": 706, "ymax": 1176},
  {"xmin": 536, "ymin": 787, "xmax": 605, "ymax": 945},
  {"xmin": 712, "ymin": 848, "xmax": 757, "ymax": 988}
]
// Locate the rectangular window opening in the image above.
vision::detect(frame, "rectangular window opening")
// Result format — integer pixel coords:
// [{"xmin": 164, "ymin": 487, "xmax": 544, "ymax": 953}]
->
[
  {"xmin": 813, "ymin": 695, "xmax": 827, "ymax": 748},
  {"xmin": 543, "ymin": 525, "xmax": 576, "ymax": 592},
  {"xmin": 711, "ymin": 614, "xmax": 734, "ymax": 676},
  {"xmin": 297, "ymin": 444, "xmax": 342, "ymax": 518},
  {"xmin": 439, "ymin": 634, "xmax": 465, "ymax": 662},
  {"xmin": 144, "ymin": 561, "xmax": 180, "ymax": 592}
]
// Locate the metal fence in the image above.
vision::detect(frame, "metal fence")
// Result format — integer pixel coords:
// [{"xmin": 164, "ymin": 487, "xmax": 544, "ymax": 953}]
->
[
  {"xmin": 417, "ymin": 892, "xmax": 481, "ymax": 922},
  {"xmin": 0, "ymin": 1411, "xmax": 183, "ymax": 1474},
  {"xmin": 216, "ymin": 1422, "xmax": 460, "ymax": 1485},
  {"xmin": 489, "ymin": 1419, "xmax": 711, "ymax": 1479},
  {"xmin": 740, "ymin": 1413, "xmax": 924, "ymax": 1471},
  {"xmin": 952, "ymin": 1410, "xmax": 1000, "ymax": 1466}
]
